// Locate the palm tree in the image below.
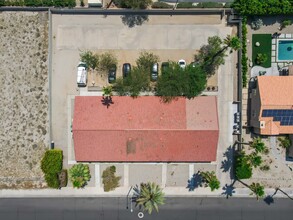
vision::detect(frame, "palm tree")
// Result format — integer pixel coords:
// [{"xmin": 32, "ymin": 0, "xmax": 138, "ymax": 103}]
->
[
  {"xmin": 250, "ymin": 182, "xmax": 265, "ymax": 200},
  {"xmin": 102, "ymin": 86, "xmax": 113, "ymax": 97},
  {"xmin": 200, "ymin": 171, "xmax": 220, "ymax": 191},
  {"xmin": 223, "ymin": 35, "xmax": 242, "ymax": 53},
  {"xmin": 133, "ymin": 182, "xmax": 165, "ymax": 214}
]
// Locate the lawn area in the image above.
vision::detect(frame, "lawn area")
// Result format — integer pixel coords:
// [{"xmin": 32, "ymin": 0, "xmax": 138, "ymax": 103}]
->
[{"xmin": 252, "ymin": 34, "xmax": 272, "ymax": 68}]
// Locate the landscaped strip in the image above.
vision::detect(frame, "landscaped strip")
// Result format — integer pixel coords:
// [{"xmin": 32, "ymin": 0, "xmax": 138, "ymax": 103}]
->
[
  {"xmin": 242, "ymin": 17, "xmax": 248, "ymax": 87},
  {"xmin": 252, "ymin": 34, "xmax": 272, "ymax": 68}
]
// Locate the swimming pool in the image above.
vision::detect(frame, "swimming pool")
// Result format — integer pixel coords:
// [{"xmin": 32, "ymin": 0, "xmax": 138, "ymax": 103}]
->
[{"xmin": 278, "ymin": 40, "xmax": 293, "ymax": 61}]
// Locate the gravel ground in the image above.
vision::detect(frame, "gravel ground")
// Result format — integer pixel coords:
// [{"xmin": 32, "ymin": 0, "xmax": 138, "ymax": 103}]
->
[{"xmin": 0, "ymin": 12, "xmax": 49, "ymax": 189}]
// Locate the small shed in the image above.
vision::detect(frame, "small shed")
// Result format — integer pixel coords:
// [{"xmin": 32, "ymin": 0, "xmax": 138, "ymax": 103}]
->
[{"xmin": 88, "ymin": 0, "xmax": 102, "ymax": 7}]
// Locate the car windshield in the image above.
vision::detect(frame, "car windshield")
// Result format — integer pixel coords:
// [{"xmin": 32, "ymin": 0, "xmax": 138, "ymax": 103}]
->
[{"xmin": 179, "ymin": 61, "xmax": 185, "ymax": 65}]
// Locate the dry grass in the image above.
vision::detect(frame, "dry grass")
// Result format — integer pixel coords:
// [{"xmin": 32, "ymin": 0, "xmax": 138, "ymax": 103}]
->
[{"xmin": 0, "ymin": 12, "xmax": 49, "ymax": 189}]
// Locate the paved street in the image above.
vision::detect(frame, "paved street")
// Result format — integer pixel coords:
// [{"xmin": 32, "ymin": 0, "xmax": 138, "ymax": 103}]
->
[{"xmin": 0, "ymin": 197, "xmax": 292, "ymax": 220}]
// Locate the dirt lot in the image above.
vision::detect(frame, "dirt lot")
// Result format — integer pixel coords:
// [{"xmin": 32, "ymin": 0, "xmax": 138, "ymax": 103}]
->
[{"xmin": 0, "ymin": 12, "xmax": 49, "ymax": 189}]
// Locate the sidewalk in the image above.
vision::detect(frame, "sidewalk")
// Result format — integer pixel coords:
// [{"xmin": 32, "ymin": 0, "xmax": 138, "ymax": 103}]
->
[{"xmin": 1, "ymin": 186, "xmax": 293, "ymax": 199}]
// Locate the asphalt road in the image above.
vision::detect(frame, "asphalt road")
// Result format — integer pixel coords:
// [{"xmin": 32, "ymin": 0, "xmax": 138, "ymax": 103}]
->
[{"xmin": 0, "ymin": 197, "xmax": 292, "ymax": 220}]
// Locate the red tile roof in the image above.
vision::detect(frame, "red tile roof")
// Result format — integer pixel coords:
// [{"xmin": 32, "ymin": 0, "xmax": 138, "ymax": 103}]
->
[{"xmin": 73, "ymin": 96, "xmax": 219, "ymax": 162}]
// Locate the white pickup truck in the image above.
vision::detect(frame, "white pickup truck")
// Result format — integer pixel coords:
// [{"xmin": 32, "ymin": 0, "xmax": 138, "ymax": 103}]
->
[{"xmin": 77, "ymin": 62, "xmax": 87, "ymax": 87}]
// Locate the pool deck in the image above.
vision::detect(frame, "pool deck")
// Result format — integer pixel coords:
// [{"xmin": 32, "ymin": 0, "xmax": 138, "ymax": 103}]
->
[{"xmin": 272, "ymin": 34, "xmax": 293, "ymax": 67}]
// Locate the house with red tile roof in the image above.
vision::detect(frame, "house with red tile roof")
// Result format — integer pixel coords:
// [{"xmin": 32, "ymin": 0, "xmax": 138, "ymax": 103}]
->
[
  {"xmin": 72, "ymin": 96, "xmax": 219, "ymax": 162},
  {"xmin": 250, "ymin": 76, "xmax": 293, "ymax": 135}
]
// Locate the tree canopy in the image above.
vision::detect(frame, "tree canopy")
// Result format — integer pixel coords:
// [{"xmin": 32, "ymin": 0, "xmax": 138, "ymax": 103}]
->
[
  {"xmin": 113, "ymin": 0, "xmax": 152, "ymax": 9},
  {"xmin": 232, "ymin": 0, "xmax": 293, "ymax": 15},
  {"xmin": 155, "ymin": 62, "xmax": 207, "ymax": 102},
  {"xmin": 113, "ymin": 67, "xmax": 150, "ymax": 97}
]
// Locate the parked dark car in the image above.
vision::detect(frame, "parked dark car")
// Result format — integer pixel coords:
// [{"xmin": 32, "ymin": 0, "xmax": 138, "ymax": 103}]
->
[
  {"xmin": 108, "ymin": 65, "xmax": 117, "ymax": 84},
  {"xmin": 123, "ymin": 63, "xmax": 131, "ymax": 78},
  {"xmin": 161, "ymin": 62, "xmax": 169, "ymax": 74},
  {"xmin": 151, "ymin": 63, "xmax": 159, "ymax": 81}
]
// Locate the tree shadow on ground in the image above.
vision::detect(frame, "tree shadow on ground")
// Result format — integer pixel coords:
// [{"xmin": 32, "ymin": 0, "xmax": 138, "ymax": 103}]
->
[
  {"xmin": 121, "ymin": 15, "xmax": 149, "ymax": 28},
  {"xmin": 101, "ymin": 96, "xmax": 114, "ymax": 108},
  {"xmin": 222, "ymin": 180, "xmax": 236, "ymax": 199},
  {"xmin": 264, "ymin": 187, "xmax": 293, "ymax": 205},
  {"xmin": 186, "ymin": 172, "xmax": 202, "ymax": 191},
  {"xmin": 220, "ymin": 145, "xmax": 234, "ymax": 179}
]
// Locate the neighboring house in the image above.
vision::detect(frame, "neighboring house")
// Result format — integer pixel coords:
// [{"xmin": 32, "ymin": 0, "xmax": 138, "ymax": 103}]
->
[
  {"xmin": 250, "ymin": 76, "xmax": 293, "ymax": 135},
  {"xmin": 72, "ymin": 96, "xmax": 219, "ymax": 162}
]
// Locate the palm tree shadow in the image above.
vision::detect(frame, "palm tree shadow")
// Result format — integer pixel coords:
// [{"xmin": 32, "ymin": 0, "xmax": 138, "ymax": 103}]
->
[
  {"xmin": 186, "ymin": 172, "xmax": 203, "ymax": 191},
  {"xmin": 221, "ymin": 145, "xmax": 234, "ymax": 179},
  {"xmin": 101, "ymin": 96, "xmax": 114, "ymax": 108},
  {"xmin": 264, "ymin": 187, "xmax": 293, "ymax": 205},
  {"xmin": 222, "ymin": 180, "xmax": 236, "ymax": 199},
  {"xmin": 121, "ymin": 14, "xmax": 149, "ymax": 28}
]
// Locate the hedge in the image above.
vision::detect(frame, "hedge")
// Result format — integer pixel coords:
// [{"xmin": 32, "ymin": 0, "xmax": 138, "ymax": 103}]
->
[
  {"xmin": 195, "ymin": 2, "xmax": 223, "ymax": 8},
  {"xmin": 232, "ymin": 0, "xmax": 293, "ymax": 16},
  {"xmin": 241, "ymin": 17, "xmax": 248, "ymax": 88},
  {"xmin": 151, "ymin": 2, "xmax": 172, "ymax": 9},
  {"xmin": 176, "ymin": 2, "xmax": 196, "ymax": 8},
  {"xmin": 0, "ymin": 0, "xmax": 76, "ymax": 7},
  {"xmin": 41, "ymin": 149, "xmax": 63, "ymax": 189}
]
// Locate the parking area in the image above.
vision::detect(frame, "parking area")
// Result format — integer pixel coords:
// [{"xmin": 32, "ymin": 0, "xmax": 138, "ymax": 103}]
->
[{"xmin": 51, "ymin": 13, "xmax": 233, "ymax": 187}]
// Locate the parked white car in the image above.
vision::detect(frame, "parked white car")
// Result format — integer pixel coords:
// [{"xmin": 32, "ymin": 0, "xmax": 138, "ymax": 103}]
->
[
  {"xmin": 77, "ymin": 62, "xmax": 87, "ymax": 87},
  {"xmin": 178, "ymin": 59, "xmax": 186, "ymax": 69}
]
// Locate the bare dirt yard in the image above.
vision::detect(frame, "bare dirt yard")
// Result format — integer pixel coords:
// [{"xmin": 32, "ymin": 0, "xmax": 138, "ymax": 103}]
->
[{"xmin": 0, "ymin": 12, "xmax": 49, "ymax": 189}]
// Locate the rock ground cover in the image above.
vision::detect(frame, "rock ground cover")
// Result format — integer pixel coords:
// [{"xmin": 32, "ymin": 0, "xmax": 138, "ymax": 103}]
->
[{"xmin": 0, "ymin": 12, "xmax": 49, "ymax": 189}]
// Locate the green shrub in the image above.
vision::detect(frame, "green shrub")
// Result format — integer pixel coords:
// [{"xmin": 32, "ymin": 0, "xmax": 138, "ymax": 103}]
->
[
  {"xmin": 102, "ymin": 166, "xmax": 121, "ymax": 192},
  {"xmin": 41, "ymin": 149, "xmax": 63, "ymax": 189},
  {"xmin": 41, "ymin": 149, "xmax": 63, "ymax": 174},
  {"xmin": 69, "ymin": 164, "xmax": 91, "ymax": 188},
  {"xmin": 242, "ymin": 17, "xmax": 248, "ymax": 88},
  {"xmin": 235, "ymin": 151, "xmax": 252, "ymax": 179},
  {"xmin": 196, "ymin": 2, "xmax": 223, "ymax": 8},
  {"xmin": 176, "ymin": 2, "xmax": 196, "ymax": 8},
  {"xmin": 250, "ymin": 137, "xmax": 266, "ymax": 153},
  {"xmin": 0, "ymin": 0, "xmax": 5, "ymax": 6},
  {"xmin": 152, "ymin": 2, "xmax": 172, "ymax": 9},
  {"xmin": 136, "ymin": 51, "xmax": 159, "ymax": 71},
  {"xmin": 44, "ymin": 173, "xmax": 60, "ymax": 189},
  {"xmin": 232, "ymin": 0, "xmax": 293, "ymax": 16},
  {"xmin": 99, "ymin": 52, "xmax": 118, "ymax": 71},
  {"xmin": 58, "ymin": 169, "xmax": 68, "ymax": 187}
]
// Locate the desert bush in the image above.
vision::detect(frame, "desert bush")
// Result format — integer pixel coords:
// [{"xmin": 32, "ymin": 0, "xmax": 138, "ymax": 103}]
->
[
  {"xmin": 41, "ymin": 149, "xmax": 63, "ymax": 188},
  {"xmin": 69, "ymin": 164, "xmax": 91, "ymax": 188},
  {"xmin": 136, "ymin": 51, "xmax": 159, "ymax": 71},
  {"xmin": 58, "ymin": 169, "xmax": 68, "ymax": 187},
  {"xmin": 102, "ymin": 166, "xmax": 121, "ymax": 192},
  {"xmin": 260, "ymin": 165, "xmax": 270, "ymax": 171},
  {"xmin": 99, "ymin": 52, "xmax": 118, "ymax": 71},
  {"xmin": 278, "ymin": 136, "xmax": 291, "ymax": 149},
  {"xmin": 250, "ymin": 137, "xmax": 266, "ymax": 153},
  {"xmin": 256, "ymin": 53, "xmax": 268, "ymax": 65},
  {"xmin": 80, "ymin": 51, "xmax": 99, "ymax": 71},
  {"xmin": 151, "ymin": 1, "xmax": 172, "ymax": 9},
  {"xmin": 251, "ymin": 18, "xmax": 263, "ymax": 30}
]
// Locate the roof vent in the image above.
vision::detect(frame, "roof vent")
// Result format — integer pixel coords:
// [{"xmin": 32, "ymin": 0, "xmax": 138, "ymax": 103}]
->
[{"xmin": 260, "ymin": 121, "xmax": 265, "ymax": 128}]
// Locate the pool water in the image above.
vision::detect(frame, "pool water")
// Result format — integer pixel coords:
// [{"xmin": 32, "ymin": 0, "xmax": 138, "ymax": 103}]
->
[{"xmin": 278, "ymin": 40, "xmax": 293, "ymax": 61}]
